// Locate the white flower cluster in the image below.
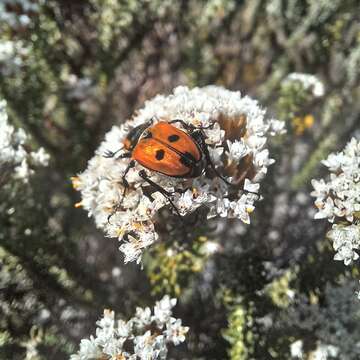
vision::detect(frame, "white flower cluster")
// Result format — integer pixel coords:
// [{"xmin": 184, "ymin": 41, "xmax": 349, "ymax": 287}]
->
[
  {"xmin": 0, "ymin": 0, "xmax": 39, "ymax": 27},
  {"xmin": 74, "ymin": 86, "xmax": 284, "ymax": 263},
  {"xmin": 284, "ymin": 73, "xmax": 325, "ymax": 97},
  {"xmin": 70, "ymin": 296, "xmax": 189, "ymax": 360},
  {"xmin": 0, "ymin": 99, "xmax": 50, "ymax": 184},
  {"xmin": 290, "ymin": 340, "xmax": 339, "ymax": 360},
  {"xmin": 0, "ymin": 40, "xmax": 29, "ymax": 76},
  {"xmin": 311, "ymin": 138, "xmax": 360, "ymax": 265}
]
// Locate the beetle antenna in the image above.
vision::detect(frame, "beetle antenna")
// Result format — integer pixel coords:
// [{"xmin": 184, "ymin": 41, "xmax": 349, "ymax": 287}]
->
[{"xmin": 103, "ymin": 150, "xmax": 131, "ymax": 159}]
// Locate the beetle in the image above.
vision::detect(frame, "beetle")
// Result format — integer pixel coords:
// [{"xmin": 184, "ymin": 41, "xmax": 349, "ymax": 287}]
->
[{"xmin": 104, "ymin": 118, "xmax": 231, "ymax": 219}]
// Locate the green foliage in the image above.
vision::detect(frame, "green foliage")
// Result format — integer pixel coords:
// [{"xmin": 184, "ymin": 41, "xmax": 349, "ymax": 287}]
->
[
  {"xmin": 145, "ymin": 236, "xmax": 210, "ymax": 297},
  {"xmin": 266, "ymin": 269, "xmax": 297, "ymax": 309},
  {"xmin": 277, "ymin": 82, "xmax": 313, "ymax": 123},
  {"xmin": 223, "ymin": 302, "xmax": 255, "ymax": 360}
]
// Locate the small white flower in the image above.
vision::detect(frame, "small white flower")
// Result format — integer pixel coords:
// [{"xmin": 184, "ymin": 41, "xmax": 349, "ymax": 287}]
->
[
  {"xmin": 333, "ymin": 243, "xmax": 359, "ymax": 266},
  {"xmin": 77, "ymin": 337, "xmax": 102, "ymax": 359},
  {"xmin": 312, "ymin": 138, "xmax": 360, "ymax": 267},
  {"xmin": 31, "ymin": 147, "xmax": 50, "ymax": 166},
  {"xmin": 244, "ymin": 178, "xmax": 260, "ymax": 193},
  {"xmin": 226, "ymin": 139, "xmax": 248, "ymax": 162},
  {"xmin": 314, "ymin": 197, "xmax": 335, "ymax": 222},
  {"xmin": 285, "ymin": 73, "xmax": 325, "ymax": 97},
  {"xmin": 153, "ymin": 296, "xmax": 177, "ymax": 327},
  {"xmin": 312, "ymin": 343, "xmax": 339, "ymax": 360},
  {"xmin": 290, "ymin": 339, "xmax": 303, "ymax": 358},
  {"xmin": 119, "ymin": 232, "xmax": 157, "ymax": 264},
  {"xmin": 14, "ymin": 159, "xmax": 33, "ymax": 182},
  {"xmin": 0, "ymin": 99, "xmax": 49, "ymax": 184},
  {"xmin": 116, "ymin": 319, "xmax": 132, "ymax": 338},
  {"xmin": 133, "ymin": 306, "xmax": 152, "ymax": 328},
  {"xmin": 215, "ymin": 198, "xmax": 231, "ymax": 218},
  {"xmin": 71, "ymin": 296, "xmax": 188, "ymax": 360},
  {"xmin": 0, "ymin": 1, "xmax": 39, "ymax": 28},
  {"xmin": 0, "ymin": 40, "xmax": 29, "ymax": 75},
  {"xmin": 268, "ymin": 119, "xmax": 286, "ymax": 136},
  {"xmin": 164, "ymin": 318, "xmax": 189, "ymax": 346},
  {"xmin": 310, "ymin": 178, "xmax": 328, "ymax": 197},
  {"xmin": 176, "ymin": 190, "xmax": 195, "ymax": 215},
  {"xmin": 328, "ymin": 224, "xmax": 360, "ymax": 265},
  {"xmin": 231, "ymin": 194, "xmax": 255, "ymax": 224},
  {"xmin": 202, "ymin": 240, "xmax": 221, "ymax": 255},
  {"xmin": 134, "ymin": 331, "xmax": 160, "ymax": 360}
]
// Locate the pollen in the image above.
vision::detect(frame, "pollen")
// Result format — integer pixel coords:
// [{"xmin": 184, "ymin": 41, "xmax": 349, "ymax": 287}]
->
[
  {"xmin": 116, "ymin": 227, "xmax": 127, "ymax": 237},
  {"xmin": 192, "ymin": 187, "xmax": 199, "ymax": 198},
  {"xmin": 304, "ymin": 114, "xmax": 314, "ymax": 127},
  {"xmin": 246, "ymin": 206, "xmax": 254, "ymax": 213},
  {"xmin": 133, "ymin": 222, "xmax": 145, "ymax": 231},
  {"xmin": 71, "ymin": 176, "xmax": 81, "ymax": 189},
  {"xmin": 115, "ymin": 354, "xmax": 126, "ymax": 360},
  {"xmin": 74, "ymin": 201, "xmax": 83, "ymax": 208},
  {"xmin": 292, "ymin": 114, "xmax": 315, "ymax": 135},
  {"xmin": 103, "ymin": 309, "xmax": 113, "ymax": 316}
]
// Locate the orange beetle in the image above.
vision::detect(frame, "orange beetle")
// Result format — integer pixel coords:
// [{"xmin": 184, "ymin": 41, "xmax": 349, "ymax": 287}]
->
[
  {"xmin": 104, "ymin": 118, "xmax": 229, "ymax": 218},
  {"xmin": 131, "ymin": 121, "xmax": 205, "ymax": 178}
]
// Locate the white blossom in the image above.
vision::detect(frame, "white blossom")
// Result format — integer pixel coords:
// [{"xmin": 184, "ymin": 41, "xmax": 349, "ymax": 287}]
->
[
  {"xmin": 0, "ymin": 1, "xmax": 38, "ymax": 27},
  {"xmin": 70, "ymin": 296, "xmax": 189, "ymax": 360},
  {"xmin": 268, "ymin": 118, "xmax": 287, "ymax": 136},
  {"xmin": 312, "ymin": 343, "xmax": 339, "ymax": 360},
  {"xmin": 311, "ymin": 138, "xmax": 360, "ymax": 266},
  {"xmin": 226, "ymin": 139, "xmax": 248, "ymax": 162},
  {"xmin": 244, "ymin": 178, "xmax": 260, "ymax": 193},
  {"xmin": 201, "ymin": 240, "xmax": 222, "ymax": 255},
  {"xmin": 0, "ymin": 99, "xmax": 50, "ymax": 184},
  {"xmin": 153, "ymin": 296, "xmax": 177, "ymax": 327},
  {"xmin": 163, "ymin": 318, "xmax": 188, "ymax": 346},
  {"xmin": 328, "ymin": 224, "xmax": 360, "ymax": 266},
  {"xmin": 133, "ymin": 306, "xmax": 152, "ymax": 328},
  {"xmin": 31, "ymin": 147, "xmax": 50, "ymax": 167},
  {"xmin": 74, "ymin": 86, "xmax": 283, "ymax": 262},
  {"xmin": 290, "ymin": 339, "xmax": 303, "ymax": 358},
  {"xmin": 285, "ymin": 73, "xmax": 325, "ymax": 97},
  {"xmin": 0, "ymin": 40, "xmax": 29, "ymax": 75},
  {"xmin": 71, "ymin": 337, "xmax": 102, "ymax": 360}
]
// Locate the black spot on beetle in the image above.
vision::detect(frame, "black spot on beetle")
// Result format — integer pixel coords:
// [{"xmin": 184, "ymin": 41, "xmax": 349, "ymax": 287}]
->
[
  {"xmin": 168, "ymin": 134, "xmax": 180, "ymax": 142},
  {"xmin": 155, "ymin": 149, "xmax": 165, "ymax": 160},
  {"xmin": 179, "ymin": 152, "xmax": 196, "ymax": 167}
]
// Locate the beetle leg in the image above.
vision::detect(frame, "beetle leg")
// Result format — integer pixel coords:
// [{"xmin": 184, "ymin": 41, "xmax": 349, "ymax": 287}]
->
[
  {"xmin": 193, "ymin": 130, "xmax": 233, "ymax": 186},
  {"xmin": 169, "ymin": 119, "xmax": 194, "ymax": 130},
  {"xmin": 169, "ymin": 119, "xmax": 230, "ymax": 185},
  {"xmin": 138, "ymin": 170, "xmax": 184, "ymax": 219},
  {"xmin": 140, "ymin": 185, "xmax": 155, "ymax": 201},
  {"xmin": 107, "ymin": 160, "xmax": 136, "ymax": 223},
  {"xmin": 123, "ymin": 230, "xmax": 138, "ymax": 242},
  {"xmin": 103, "ymin": 149, "xmax": 131, "ymax": 159},
  {"xmin": 107, "ymin": 202, "xmax": 122, "ymax": 224},
  {"xmin": 121, "ymin": 159, "xmax": 136, "ymax": 193},
  {"xmin": 173, "ymin": 187, "xmax": 187, "ymax": 195},
  {"xmin": 169, "ymin": 119, "xmax": 215, "ymax": 130}
]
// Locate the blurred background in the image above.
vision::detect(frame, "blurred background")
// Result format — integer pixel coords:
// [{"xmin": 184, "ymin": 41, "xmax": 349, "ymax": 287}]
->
[{"xmin": 0, "ymin": 0, "xmax": 360, "ymax": 359}]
